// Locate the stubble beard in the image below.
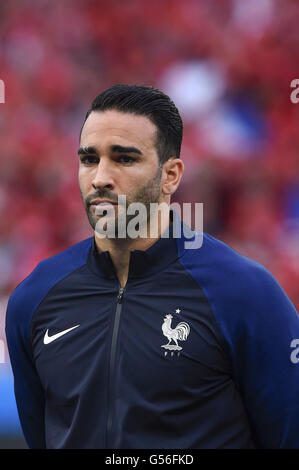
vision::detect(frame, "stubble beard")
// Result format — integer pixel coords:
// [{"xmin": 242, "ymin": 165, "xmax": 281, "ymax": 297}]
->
[{"xmin": 82, "ymin": 165, "xmax": 163, "ymax": 238}]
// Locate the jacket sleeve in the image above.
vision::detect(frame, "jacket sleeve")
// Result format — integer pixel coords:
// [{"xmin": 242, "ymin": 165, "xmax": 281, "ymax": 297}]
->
[
  {"xmin": 5, "ymin": 287, "xmax": 46, "ymax": 449},
  {"xmin": 217, "ymin": 263, "xmax": 299, "ymax": 448}
]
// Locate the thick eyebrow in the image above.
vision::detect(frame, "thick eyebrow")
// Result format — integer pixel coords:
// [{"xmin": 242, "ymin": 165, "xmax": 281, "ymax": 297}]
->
[
  {"xmin": 110, "ymin": 144, "xmax": 143, "ymax": 155},
  {"xmin": 78, "ymin": 144, "xmax": 143, "ymax": 157},
  {"xmin": 78, "ymin": 146, "xmax": 98, "ymax": 156}
]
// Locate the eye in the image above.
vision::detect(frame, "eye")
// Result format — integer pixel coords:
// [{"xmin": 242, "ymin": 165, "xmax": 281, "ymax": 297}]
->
[
  {"xmin": 81, "ymin": 156, "xmax": 98, "ymax": 165},
  {"xmin": 117, "ymin": 155, "xmax": 135, "ymax": 164}
]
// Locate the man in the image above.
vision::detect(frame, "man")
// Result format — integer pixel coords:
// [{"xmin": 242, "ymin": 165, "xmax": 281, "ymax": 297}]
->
[{"xmin": 5, "ymin": 85, "xmax": 299, "ymax": 449}]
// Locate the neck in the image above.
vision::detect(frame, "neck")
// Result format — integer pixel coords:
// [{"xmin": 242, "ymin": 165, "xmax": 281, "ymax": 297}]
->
[{"xmin": 94, "ymin": 206, "xmax": 171, "ymax": 288}]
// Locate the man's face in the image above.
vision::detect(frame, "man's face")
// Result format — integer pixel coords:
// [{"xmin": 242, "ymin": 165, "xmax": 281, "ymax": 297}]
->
[{"xmin": 78, "ymin": 109, "xmax": 164, "ymax": 236}]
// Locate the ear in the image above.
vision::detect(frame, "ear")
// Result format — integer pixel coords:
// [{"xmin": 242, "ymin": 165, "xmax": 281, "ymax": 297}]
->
[{"xmin": 161, "ymin": 158, "xmax": 184, "ymax": 196}]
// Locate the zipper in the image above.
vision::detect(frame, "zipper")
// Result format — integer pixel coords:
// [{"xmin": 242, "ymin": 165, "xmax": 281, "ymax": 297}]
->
[{"xmin": 106, "ymin": 286, "xmax": 124, "ymax": 447}]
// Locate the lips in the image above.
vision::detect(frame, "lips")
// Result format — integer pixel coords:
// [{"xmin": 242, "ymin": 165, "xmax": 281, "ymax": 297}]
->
[
  {"xmin": 90, "ymin": 199, "xmax": 118, "ymax": 216},
  {"xmin": 90, "ymin": 199, "xmax": 117, "ymax": 206}
]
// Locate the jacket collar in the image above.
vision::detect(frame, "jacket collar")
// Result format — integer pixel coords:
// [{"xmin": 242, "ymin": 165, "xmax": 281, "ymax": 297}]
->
[{"xmin": 87, "ymin": 210, "xmax": 195, "ymax": 280}]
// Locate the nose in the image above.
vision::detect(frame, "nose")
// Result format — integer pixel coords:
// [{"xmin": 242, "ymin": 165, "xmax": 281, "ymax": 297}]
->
[{"xmin": 91, "ymin": 158, "xmax": 114, "ymax": 191}]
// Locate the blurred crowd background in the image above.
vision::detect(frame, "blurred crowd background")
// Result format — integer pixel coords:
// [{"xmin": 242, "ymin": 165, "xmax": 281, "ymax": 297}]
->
[{"xmin": 0, "ymin": 0, "xmax": 298, "ymax": 448}]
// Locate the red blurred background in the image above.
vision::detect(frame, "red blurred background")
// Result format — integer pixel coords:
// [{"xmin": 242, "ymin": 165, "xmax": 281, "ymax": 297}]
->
[{"xmin": 0, "ymin": 0, "xmax": 298, "ymax": 446}]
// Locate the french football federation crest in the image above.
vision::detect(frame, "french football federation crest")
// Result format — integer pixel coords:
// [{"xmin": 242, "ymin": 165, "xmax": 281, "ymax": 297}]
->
[{"xmin": 161, "ymin": 312, "xmax": 190, "ymax": 356}]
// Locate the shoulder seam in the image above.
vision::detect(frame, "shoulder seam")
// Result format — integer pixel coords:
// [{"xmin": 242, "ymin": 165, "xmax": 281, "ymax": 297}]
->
[{"xmin": 177, "ymin": 253, "xmax": 237, "ymax": 385}]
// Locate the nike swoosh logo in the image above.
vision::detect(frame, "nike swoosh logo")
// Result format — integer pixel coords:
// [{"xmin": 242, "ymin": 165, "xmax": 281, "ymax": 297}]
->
[{"xmin": 43, "ymin": 325, "xmax": 80, "ymax": 345}]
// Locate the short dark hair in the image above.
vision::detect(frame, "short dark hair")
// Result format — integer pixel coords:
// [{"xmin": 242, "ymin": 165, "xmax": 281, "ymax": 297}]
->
[{"xmin": 80, "ymin": 84, "xmax": 183, "ymax": 165}]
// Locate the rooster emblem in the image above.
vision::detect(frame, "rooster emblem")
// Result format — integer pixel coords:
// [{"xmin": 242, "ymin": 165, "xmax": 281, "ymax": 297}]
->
[{"xmin": 161, "ymin": 313, "xmax": 190, "ymax": 356}]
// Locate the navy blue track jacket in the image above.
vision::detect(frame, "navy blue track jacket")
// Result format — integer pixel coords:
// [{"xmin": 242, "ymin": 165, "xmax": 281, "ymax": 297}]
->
[{"xmin": 5, "ymin": 213, "xmax": 299, "ymax": 449}]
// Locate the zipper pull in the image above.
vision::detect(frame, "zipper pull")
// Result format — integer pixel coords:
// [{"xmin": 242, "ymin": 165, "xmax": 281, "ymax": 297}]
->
[{"xmin": 117, "ymin": 287, "xmax": 124, "ymax": 303}]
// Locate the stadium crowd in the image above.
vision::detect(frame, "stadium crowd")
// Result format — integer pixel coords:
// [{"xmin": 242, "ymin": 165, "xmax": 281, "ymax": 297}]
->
[{"xmin": 0, "ymin": 0, "xmax": 298, "ymax": 355}]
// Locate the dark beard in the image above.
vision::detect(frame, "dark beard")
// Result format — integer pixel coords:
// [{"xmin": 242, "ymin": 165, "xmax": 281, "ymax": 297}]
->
[{"xmin": 82, "ymin": 165, "xmax": 163, "ymax": 234}]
